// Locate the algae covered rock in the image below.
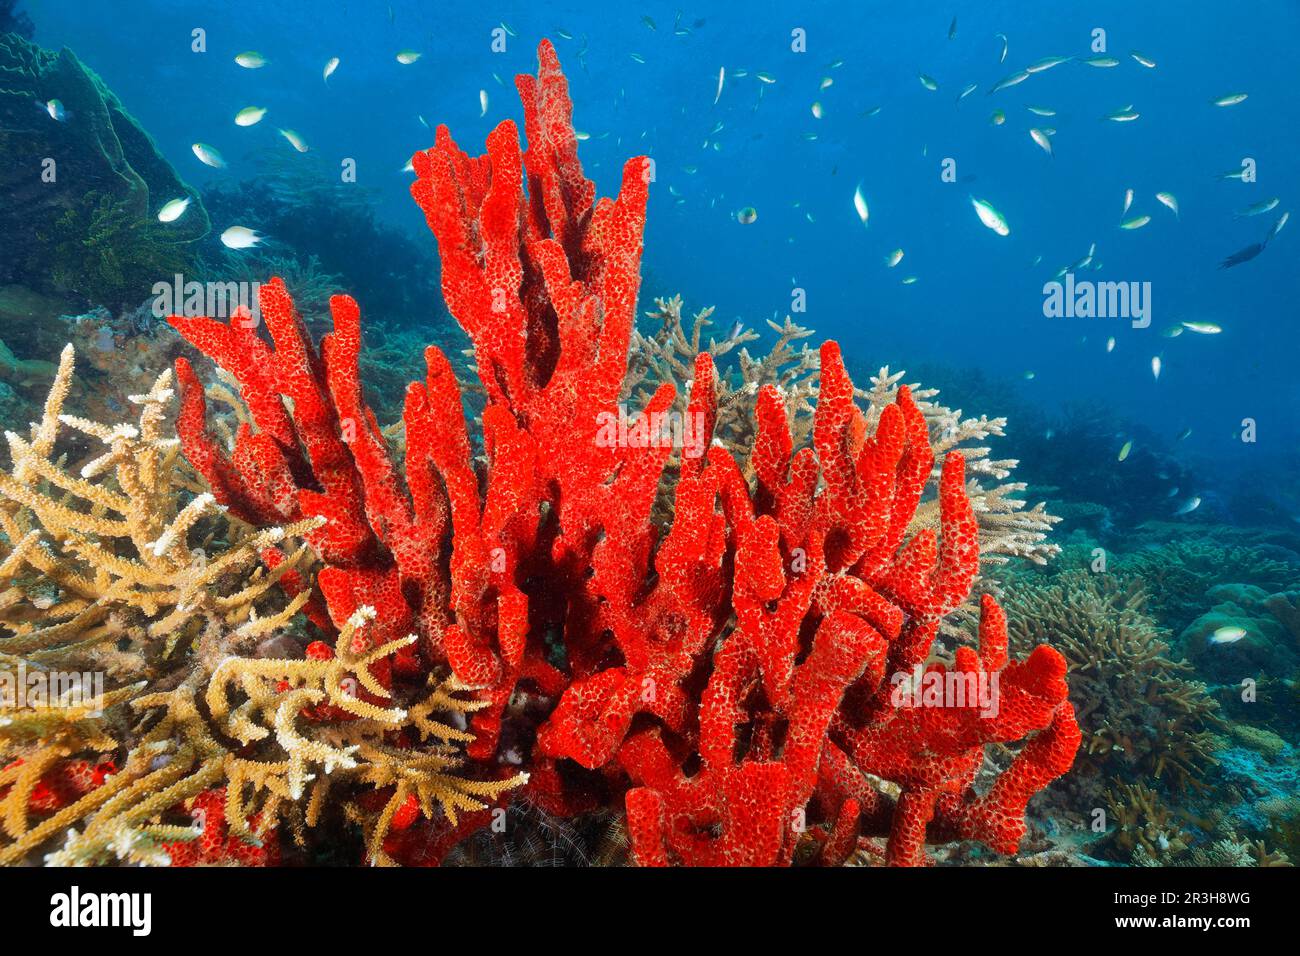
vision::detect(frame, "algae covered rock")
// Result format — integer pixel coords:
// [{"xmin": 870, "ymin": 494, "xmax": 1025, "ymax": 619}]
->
[
  {"xmin": 1179, "ymin": 583, "xmax": 1299, "ymax": 682},
  {"xmin": 0, "ymin": 33, "xmax": 209, "ymax": 308},
  {"xmin": 0, "ymin": 283, "xmax": 81, "ymax": 367}
]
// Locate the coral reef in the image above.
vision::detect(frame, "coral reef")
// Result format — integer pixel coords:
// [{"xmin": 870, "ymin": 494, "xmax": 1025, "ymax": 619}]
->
[
  {"xmin": 166, "ymin": 40, "xmax": 1078, "ymax": 867},
  {"xmin": 629, "ymin": 295, "xmax": 1060, "ymax": 575},
  {"xmin": 1099, "ymin": 780, "xmax": 1190, "ymax": 861},
  {"xmin": 1001, "ymin": 400, "xmax": 1199, "ymax": 532},
  {"xmin": 1178, "ymin": 583, "xmax": 1300, "ymax": 682},
  {"xmin": 627, "ymin": 294, "xmax": 1058, "ymax": 657},
  {"xmin": 1000, "ymin": 570, "xmax": 1221, "ymax": 793},
  {"xmin": 1102, "ymin": 780, "xmax": 1292, "ymax": 867},
  {"xmin": 1116, "ymin": 536, "xmax": 1298, "ymax": 634},
  {"xmin": 0, "ymin": 348, "xmax": 522, "ymax": 866}
]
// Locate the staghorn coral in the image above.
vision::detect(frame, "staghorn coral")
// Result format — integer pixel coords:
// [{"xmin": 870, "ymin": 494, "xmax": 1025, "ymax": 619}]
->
[
  {"xmin": 1100, "ymin": 780, "xmax": 1189, "ymax": 862},
  {"xmin": 0, "ymin": 350, "xmax": 522, "ymax": 866},
  {"xmin": 625, "ymin": 294, "xmax": 819, "ymax": 458},
  {"xmin": 0, "ymin": 345, "xmax": 319, "ymax": 677},
  {"xmin": 1098, "ymin": 777, "xmax": 1289, "ymax": 868},
  {"xmin": 167, "ymin": 40, "xmax": 1079, "ymax": 867},
  {"xmin": 0, "ymin": 343, "xmax": 321, "ymax": 681},
  {"xmin": 1001, "ymin": 570, "xmax": 1221, "ymax": 792}
]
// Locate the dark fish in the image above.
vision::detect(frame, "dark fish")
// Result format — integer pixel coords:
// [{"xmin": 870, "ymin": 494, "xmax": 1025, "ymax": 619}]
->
[
  {"xmin": 1218, "ymin": 242, "xmax": 1265, "ymax": 269},
  {"xmin": 948, "ymin": 17, "xmax": 957, "ymax": 39}
]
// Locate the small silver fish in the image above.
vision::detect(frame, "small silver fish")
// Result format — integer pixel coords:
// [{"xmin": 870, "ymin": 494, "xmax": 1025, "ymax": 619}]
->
[
  {"xmin": 1026, "ymin": 55, "xmax": 1072, "ymax": 73},
  {"xmin": 988, "ymin": 70, "xmax": 1030, "ymax": 94},
  {"xmin": 853, "ymin": 184, "xmax": 869, "ymax": 226},
  {"xmin": 157, "ymin": 197, "xmax": 191, "ymax": 222},
  {"xmin": 278, "ymin": 128, "xmax": 309, "ymax": 153},
  {"xmin": 234, "ymin": 106, "xmax": 267, "ymax": 127},
  {"xmin": 1269, "ymin": 211, "xmax": 1290, "ymax": 241},
  {"xmin": 1210, "ymin": 626, "xmax": 1246, "ymax": 645},
  {"xmin": 192, "ymin": 142, "xmax": 227, "ymax": 168},
  {"xmin": 220, "ymin": 225, "xmax": 263, "ymax": 249},
  {"xmin": 1236, "ymin": 197, "xmax": 1279, "ymax": 218},
  {"xmin": 970, "ymin": 196, "xmax": 1010, "ymax": 236}
]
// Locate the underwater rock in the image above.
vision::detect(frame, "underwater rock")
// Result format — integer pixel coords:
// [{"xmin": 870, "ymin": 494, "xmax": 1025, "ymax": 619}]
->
[
  {"xmin": 1179, "ymin": 583, "xmax": 1300, "ymax": 682},
  {"xmin": 0, "ymin": 332, "xmax": 53, "ymax": 384},
  {"xmin": 0, "ymin": 34, "xmax": 209, "ymax": 308},
  {"xmin": 0, "ymin": 284, "xmax": 79, "ymax": 374},
  {"xmin": 1263, "ymin": 591, "xmax": 1300, "ymax": 646}
]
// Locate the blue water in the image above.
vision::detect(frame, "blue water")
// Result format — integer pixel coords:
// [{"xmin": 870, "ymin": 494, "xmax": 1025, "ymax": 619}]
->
[{"xmin": 24, "ymin": 0, "xmax": 1300, "ymax": 487}]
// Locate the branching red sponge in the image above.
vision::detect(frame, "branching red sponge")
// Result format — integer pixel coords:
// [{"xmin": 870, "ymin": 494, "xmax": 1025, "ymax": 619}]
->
[{"xmin": 168, "ymin": 39, "xmax": 1077, "ymax": 866}]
